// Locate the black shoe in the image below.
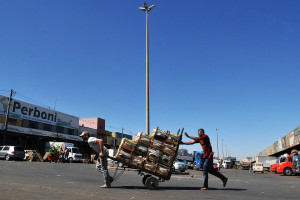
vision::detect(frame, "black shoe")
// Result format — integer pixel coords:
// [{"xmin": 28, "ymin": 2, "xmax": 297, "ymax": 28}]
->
[{"xmin": 223, "ymin": 178, "xmax": 228, "ymax": 187}]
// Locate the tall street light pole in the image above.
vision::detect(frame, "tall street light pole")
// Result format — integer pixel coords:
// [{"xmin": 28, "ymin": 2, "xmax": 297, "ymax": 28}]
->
[
  {"xmin": 139, "ymin": 2, "xmax": 156, "ymax": 135},
  {"xmin": 216, "ymin": 129, "xmax": 219, "ymax": 159}
]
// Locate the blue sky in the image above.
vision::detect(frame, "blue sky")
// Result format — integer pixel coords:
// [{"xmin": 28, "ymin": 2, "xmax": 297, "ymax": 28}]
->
[{"xmin": 0, "ymin": 0, "xmax": 300, "ymax": 160}]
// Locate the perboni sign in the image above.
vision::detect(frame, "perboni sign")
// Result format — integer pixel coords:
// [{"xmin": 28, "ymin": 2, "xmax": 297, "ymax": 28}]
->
[{"xmin": 0, "ymin": 95, "xmax": 79, "ymax": 129}]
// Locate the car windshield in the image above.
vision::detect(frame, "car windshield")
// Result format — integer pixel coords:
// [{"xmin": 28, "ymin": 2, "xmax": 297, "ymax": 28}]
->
[{"xmin": 71, "ymin": 148, "xmax": 80, "ymax": 153}]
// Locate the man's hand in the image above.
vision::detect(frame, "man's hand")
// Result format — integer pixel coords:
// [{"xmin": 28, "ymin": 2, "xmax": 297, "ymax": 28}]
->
[
  {"xmin": 184, "ymin": 132, "xmax": 189, "ymax": 137},
  {"xmin": 99, "ymin": 152, "xmax": 105, "ymax": 158}
]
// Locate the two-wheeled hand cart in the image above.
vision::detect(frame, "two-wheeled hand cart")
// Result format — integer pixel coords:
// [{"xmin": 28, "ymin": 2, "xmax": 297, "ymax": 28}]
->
[{"xmin": 108, "ymin": 128, "xmax": 184, "ymax": 190}]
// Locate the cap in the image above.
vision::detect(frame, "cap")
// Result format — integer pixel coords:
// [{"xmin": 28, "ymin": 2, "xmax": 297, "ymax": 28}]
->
[{"xmin": 80, "ymin": 131, "xmax": 89, "ymax": 137}]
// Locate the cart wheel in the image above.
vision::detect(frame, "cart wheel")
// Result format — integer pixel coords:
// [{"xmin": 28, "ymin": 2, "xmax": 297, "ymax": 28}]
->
[
  {"xmin": 145, "ymin": 176, "xmax": 159, "ymax": 190},
  {"xmin": 142, "ymin": 175, "xmax": 151, "ymax": 185}
]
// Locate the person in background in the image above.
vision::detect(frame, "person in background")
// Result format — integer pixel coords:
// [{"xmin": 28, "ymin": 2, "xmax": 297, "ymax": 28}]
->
[
  {"xmin": 180, "ymin": 128, "xmax": 228, "ymax": 190},
  {"xmin": 80, "ymin": 131, "xmax": 113, "ymax": 188}
]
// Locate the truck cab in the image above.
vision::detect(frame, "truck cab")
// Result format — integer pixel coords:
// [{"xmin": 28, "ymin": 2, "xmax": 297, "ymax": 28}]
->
[
  {"xmin": 193, "ymin": 151, "xmax": 203, "ymax": 170},
  {"xmin": 66, "ymin": 147, "xmax": 82, "ymax": 163},
  {"xmin": 276, "ymin": 154, "xmax": 293, "ymax": 176},
  {"xmin": 292, "ymin": 152, "xmax": 300, "ymax": 174}
]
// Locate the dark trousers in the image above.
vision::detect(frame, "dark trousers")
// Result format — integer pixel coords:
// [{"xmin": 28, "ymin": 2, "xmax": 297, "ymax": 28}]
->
[{"xmin": 203, "ymin": 157, "xmax": 226, "ymax": 188}]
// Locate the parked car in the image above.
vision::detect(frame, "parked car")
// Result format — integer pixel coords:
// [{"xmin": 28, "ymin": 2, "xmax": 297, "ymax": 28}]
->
[
  {"xmin": 253, "ymin": 162, "xmax": 264, "ymax": 173},
  {"xmin": 0, "ymin": 146, "xmax": 25, "ymax": 161},
  {"xmin": 173, "ymin": 160, "xmax": 188, "ymax": 172}
]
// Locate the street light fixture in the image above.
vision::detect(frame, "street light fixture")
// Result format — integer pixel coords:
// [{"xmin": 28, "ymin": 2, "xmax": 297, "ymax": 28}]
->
[{"xmin": 139, "ymin": 2, "xmax": 156, "ymax": 135}]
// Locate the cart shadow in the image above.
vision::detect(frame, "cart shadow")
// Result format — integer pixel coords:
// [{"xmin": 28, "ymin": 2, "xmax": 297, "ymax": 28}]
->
[{"xmin": 113, "ymin": 186, "xmax": 247, "ymax": 191}]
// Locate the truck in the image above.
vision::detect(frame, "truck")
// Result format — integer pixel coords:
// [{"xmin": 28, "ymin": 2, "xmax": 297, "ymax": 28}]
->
[
  {"xmin": 292, "ymin": 151, "xmax": 300, "ymax": 174},
  {"xmin": 176, "ymin": 151, "xmax": 203, "ymax": 170},
  {"xmin": 48, "ymin": 142, "xmax": 82, "ymax": 163},
  {"xmin": 276, "ymin": 153, "xmax": 294, "ymax": 176},
  {"xmin": 254, "ymin": 156, "xmax": 277, "ymax": 171},
  {"xmin": 240, "ymin": 158, "xmax": 251, "ymax": 170}
]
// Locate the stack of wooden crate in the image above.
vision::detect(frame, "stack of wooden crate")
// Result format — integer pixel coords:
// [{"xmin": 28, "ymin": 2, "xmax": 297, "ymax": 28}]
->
[{"xmin": 115, "ymin": 128, "xmax": 181, "ymax": 178}]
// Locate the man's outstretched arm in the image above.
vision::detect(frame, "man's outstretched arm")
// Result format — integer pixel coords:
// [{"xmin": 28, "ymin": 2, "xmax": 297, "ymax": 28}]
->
[
  {"xmin": 184, "ymin": 132, "xmax": 199, "ymax": 140},
  {"xmin": 181, "ymin": 140, "xmax": 197, "ymax": 145}
]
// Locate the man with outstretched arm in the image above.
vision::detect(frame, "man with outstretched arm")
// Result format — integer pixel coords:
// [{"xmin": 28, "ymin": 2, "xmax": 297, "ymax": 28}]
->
[
  {"xmin": 80, "ymin": 131, "xmax": 113, "ymax": 188},
  {"xmin": 180, "ymin": 128, "xmax": 228, "ymax": 190}
]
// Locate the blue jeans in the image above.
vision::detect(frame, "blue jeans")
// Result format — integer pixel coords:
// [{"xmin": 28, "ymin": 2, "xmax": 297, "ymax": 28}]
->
[
  {"xmin": 203, "ymin": 157, "xmax": 226, "ymax": 188},
  {"xmin": 96, "ymin": 157, "xmax": 112, "ymax": 187}
]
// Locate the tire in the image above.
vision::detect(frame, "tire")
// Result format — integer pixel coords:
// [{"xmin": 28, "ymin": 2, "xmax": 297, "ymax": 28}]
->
[
  {"xmin": 145, "ymin": 176, "xmax": 159, "ymax": 190},
  {"xmin": 69, "ymin": 158, "xmax": 73, "ymax": 163},
  {"xmin": 283, "ymin": 168, "xmax": 293, "ymax": 176},
  {"xmin": 180, "ymin": 170, "xmax": 185, "ymax": 173},
  {"xmin": 142, "ymin": 175, "xmax": 151, "ymax": 185},
  {"xmin": 5, "ymin": 155, "xmax": 10, "ymax": 161}
]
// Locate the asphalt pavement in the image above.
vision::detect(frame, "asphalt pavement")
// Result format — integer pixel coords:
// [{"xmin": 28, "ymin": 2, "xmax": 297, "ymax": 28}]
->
[{"xmin": 0, "ymin": 160, "xmax": 300, "ymax": 200}]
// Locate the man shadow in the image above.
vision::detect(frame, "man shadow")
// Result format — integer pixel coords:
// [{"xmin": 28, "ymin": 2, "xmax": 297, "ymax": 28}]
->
[{"xmin": 112, "ymin": 186, "xmax": 247, "ymax": 191}]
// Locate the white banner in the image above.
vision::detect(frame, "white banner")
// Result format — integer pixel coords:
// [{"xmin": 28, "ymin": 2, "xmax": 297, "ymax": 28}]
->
[{"xmin": 0, "ymin": 95, "xmax": 79, "ymax": 129}]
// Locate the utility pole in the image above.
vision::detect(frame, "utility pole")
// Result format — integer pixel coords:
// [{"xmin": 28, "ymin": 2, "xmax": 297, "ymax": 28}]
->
[
  {"xmin": 216, "ymin": 129, "xmax": 219, "ymax": 159},
  {"xmin": 122, "ymin": 127, "xmax": 124, "ymax": 139},
  {"xmin": 221, "ymin": 138, "xmax": 224, "ymax": 159},
  {"xmin": 3, "ymin": 89, "xmax": 14, "ymax": 145}
]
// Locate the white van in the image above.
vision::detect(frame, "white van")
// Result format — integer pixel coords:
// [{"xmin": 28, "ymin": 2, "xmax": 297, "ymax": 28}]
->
[{"xmin": 253, "ymin": 162, "xmax": 264, "ymax": 173}]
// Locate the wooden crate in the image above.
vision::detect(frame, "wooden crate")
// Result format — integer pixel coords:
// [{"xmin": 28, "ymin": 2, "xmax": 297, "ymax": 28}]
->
[
  {"xmin": 136, "ymin": 134, "xmax": 151, "ymax": 146},
  {"xmin": 144, "ymin": 160, "xmax": 158, "ymax": 173},
  {"xmin": 115, "ymin": 148, "xmax": 132, "ymax": 164},
  {"xmin": 134, "ymin": 144, "xmax": 148, "ymax": 156},
  {"xmin": 147, "ymin": 148, "xmax": 162, "ymax": 162},
  {"xmin": 120, "ymin": 138, "xmax": 136, "ymax": 151},
  {"xmin": 159, "ymin": 154, "xmax": 173, "ymax": 167},
  {"xmin": 152, "ymin": 128, "xmax": 168, "ymax": 142},
  {"xmin": 163, "ymin": 144, "xmax": 177, "ymax": 156},
  {"xmin": 130, "ymin": 155, "xmax": 145, "ymax": 169},
  {"xmin": 149, "ymin": 139, "xmax": 163, "ymax": 150},
  {"xmin": 165, "ymin": 133, "xmax": 180, "ymax": 145},
  {"xmin": 156, "ymin": 164, "xmax": 170, "ymax": 177}
]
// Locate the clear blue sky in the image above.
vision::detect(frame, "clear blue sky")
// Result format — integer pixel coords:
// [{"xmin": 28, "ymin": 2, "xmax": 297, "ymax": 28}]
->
[{"xmin": 1, "ymin": 0, "xmax": 300, "ymax": 160}]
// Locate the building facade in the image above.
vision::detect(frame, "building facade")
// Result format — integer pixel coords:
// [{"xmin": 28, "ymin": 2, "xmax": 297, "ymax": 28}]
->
[{"xmin": 0, "ymin": 94, "xmax": 82, "ymax": 155}]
